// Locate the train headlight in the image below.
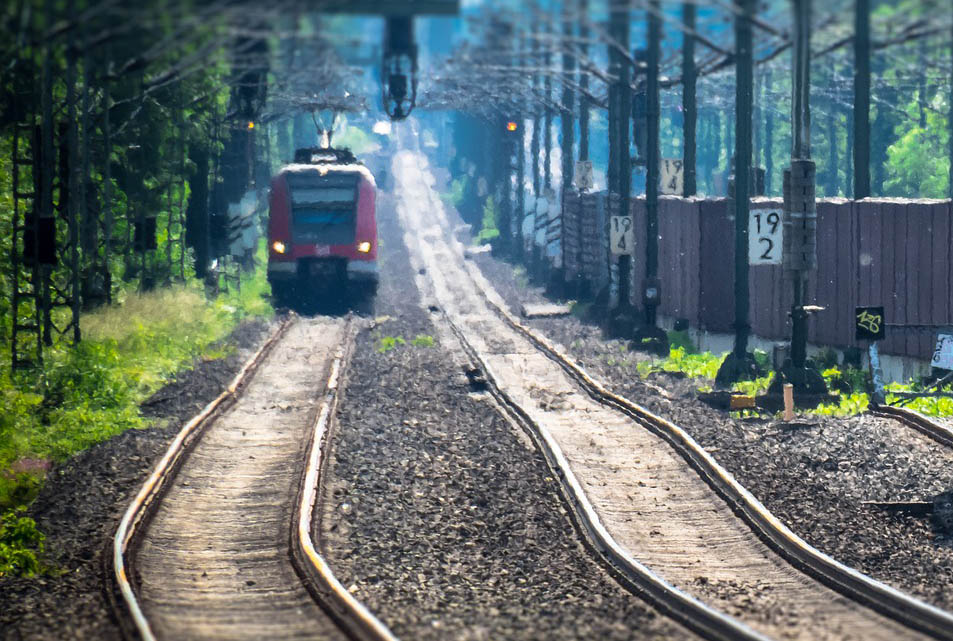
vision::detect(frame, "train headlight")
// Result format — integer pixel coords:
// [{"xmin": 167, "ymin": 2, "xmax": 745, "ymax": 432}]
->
[
  {"xmin": 272, "ymin": 241, "xmax": 287, "ymax": 254},
  {"xmin": 357, "ymin": 241, "xmax": 372, "ymax": 254}
]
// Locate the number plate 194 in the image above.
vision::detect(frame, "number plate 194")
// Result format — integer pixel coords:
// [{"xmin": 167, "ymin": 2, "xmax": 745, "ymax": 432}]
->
[
  {"xmin": 749, "ymin": 208, "xmax": 783, "ymax": 265},
  {"xmin": 610, "ymin": 216, "xmax": 635, "ymax": 256}
]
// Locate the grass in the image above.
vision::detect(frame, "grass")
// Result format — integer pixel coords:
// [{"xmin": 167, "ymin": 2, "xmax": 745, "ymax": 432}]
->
[
  {"xmin": 411, "ymin": 334, "xmax": 435, "ymax": 348},
  {"xmin": 377, "ymin": 335, "xmax": 406, "ymax": 353},
  {"xmin": 474, "ymin": 197, "xmax": 500, "ymax": 244},
  {"xmin": 377, "ymin": 333, "xmax": 437, "ymax": 352},
  {"xmin": 0, "ymin": 259, "xmax": 273, "ymax": 575},
  {"xmin": 636, "ymin": 346, "xmax": 723, "ymax": 380}
]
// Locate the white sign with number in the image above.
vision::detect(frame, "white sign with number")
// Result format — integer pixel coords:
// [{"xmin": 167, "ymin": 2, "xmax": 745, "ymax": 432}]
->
[
  {"xmin": 660, "ymin": 158, "xmax": 684, "ymax": 196},
  {"xmin": 932, "ymin": 334, "xmax": 953, "ymax": 370},
  {"xmin": 610, "ymin": 216, "xmax": 635, "ymax": 256},
  {"xmin": 574, "ymin": 160, "xmax": 594, "ymax": 191},
  {"xmin": 749, "ymin": 208, "xmax": 783, "ymax": 265}
]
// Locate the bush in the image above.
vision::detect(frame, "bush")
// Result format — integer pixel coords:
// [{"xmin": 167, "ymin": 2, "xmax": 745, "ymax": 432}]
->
[{"xmin": 0, "ymin": 507, "xmax": 45, "ymax": 577}]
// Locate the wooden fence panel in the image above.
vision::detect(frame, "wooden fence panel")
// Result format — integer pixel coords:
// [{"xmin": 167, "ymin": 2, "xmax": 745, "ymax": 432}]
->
[
  {"xmin": 630, "ymin": 196, "xmax": 648, "ymax": 307},
  {"xmin": 698, "ymin": 199, "xmax": 733, "ymax": 333},
  {"xmin": 562, "ymin": 190, "xmax": 582, "ymax": 280},
  {"xmin": 931, "ymin": 203, "xmax": 952, "ymax": 350}
]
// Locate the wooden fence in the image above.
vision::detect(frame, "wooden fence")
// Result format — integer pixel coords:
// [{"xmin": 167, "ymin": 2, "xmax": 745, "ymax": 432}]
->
[{"xmin": 560, "ymin": 191, "xmax": 953, "ymax": 360}]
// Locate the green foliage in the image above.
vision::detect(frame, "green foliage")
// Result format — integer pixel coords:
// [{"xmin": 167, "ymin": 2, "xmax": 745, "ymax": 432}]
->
[
  {"xmin": 475, "ymin": 197, "xmax": 500, "ymax": 244},
  {"xmin": 884, "ymin": 98, "xmax": 950, "ymax": 198},
  {"xmin": 332, "ymin": 121, "xmax": 381, "ymax": 155},
  {"xmin": 0, "ymin": 274, "xmax": 272, "ymax": 511},
  {"xmin": 637, "ymin": 346, "xmax": 723, "ymax": 380},
  {"xmin": 666, "ymin": 330, "xmax": 697, "ymax": 354},
  {"xmin": 376, "ymin": 335, "xmax": 406, "ymax": 353},
  {"xmin": 411, "ymin": 334, "xmax": 435, "ymax": 348},
  {"xmin": 0, "ymin": 507, "xmax": 45, "ymax": 578},
  {"xmin": 885, "ymin": 380, "xmax": 953, "ymax": 419},
  {"xmin": 442, "ymin": 177, "xmax": 469, "ymax": 209},
  {"xmin": 732, "ymin": 375, "xmax": 773, "ymax": 397},
  {"xmin": 812, "ymin": 393, "xmax": 870, "ymax": 417}
]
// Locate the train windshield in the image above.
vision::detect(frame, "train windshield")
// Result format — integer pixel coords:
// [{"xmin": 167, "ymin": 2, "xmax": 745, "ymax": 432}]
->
[{"xmin": 287, "ymin": 170, "xmax": 359, "ymax": 245}]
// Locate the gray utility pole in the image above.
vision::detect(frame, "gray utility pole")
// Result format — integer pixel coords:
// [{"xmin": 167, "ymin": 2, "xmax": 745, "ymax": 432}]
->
[
  {"xmin": 557, "ymin": 0, "xmax": 575, "ymax": 297},
  {"xmin": 607, "ymin": 0, "xmax": 634, "ymax": 337},
  {"xmin": 633, "ymin": 0, "xmax": 668, "ymax": 353},
  {"xmin": 578, "ymin": 0, "xmax": 589, "ymax": 163},
  {"xmin": 949, "ymin": 3, "xmax": 953, "ymax": 198},
  {"xmin": 66, "ymin": 0, "xmax": 80, "ymax": 342},
  {"xmin": 531, "ymin": 33, "xmax": 541, "ymax": 198},
  {"xmin": 773, "ymin": 0, "xmax": 827, "ymax": 397},
  {"xmin": 560, "ymin": 0, "xmax": 575, "ymax": 192},
  {"xmin": 854, "ymin": 0, "xmax": 871, "ymax": 198},
  {"xmin": 516, "ymin": 37, "xmax": 527, "ymax": 261},
  {"xmin": 682, "ymin": 2, "xmax": 697, "ymax": 196},
  {"xmin": 715, "ymin": 0, "xmax": 761, "ymax": 386}
]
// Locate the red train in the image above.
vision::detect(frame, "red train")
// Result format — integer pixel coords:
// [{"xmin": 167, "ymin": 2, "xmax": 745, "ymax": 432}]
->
[{"xmin": 267, "ymin": 147, "xmax": 378, "ymax": 302}]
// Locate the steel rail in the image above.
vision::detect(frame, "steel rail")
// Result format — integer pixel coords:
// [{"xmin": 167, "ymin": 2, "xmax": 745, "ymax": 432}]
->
[
  {"xmin": 440, "ymin": 308, "xmax": 772, "ymax": 641},
  {"xmin": 290, "ymin": 317, "xmax": 399, "ymax": 641},
  {"xmin": 110, "ymin": 314, "xmax": 295, "ymax": 641},
  {"xmin": 403, "ymin": 147, "xmax": 768, "ymax": 640},
  {"xmin": 871, "ymin": 404, "xmax": 953, "ymax": 450},
  {"xmin": 461, "ymin": 259, "xmax": 953, "ymax": 641}
]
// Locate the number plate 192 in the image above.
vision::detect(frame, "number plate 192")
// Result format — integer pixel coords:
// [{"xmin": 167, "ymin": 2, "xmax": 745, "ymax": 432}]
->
[{"xmin": 749, "ymin": 208, "xmax": 783, "ymax": 265}]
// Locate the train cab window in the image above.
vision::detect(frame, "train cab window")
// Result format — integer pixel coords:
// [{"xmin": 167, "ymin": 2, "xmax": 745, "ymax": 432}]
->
[{"xmin": 287, "ymin": 171, "xmax": 359, "ymax": 246}]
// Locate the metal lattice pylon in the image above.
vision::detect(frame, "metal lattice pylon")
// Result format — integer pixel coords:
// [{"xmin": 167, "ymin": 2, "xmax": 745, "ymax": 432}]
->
[{"xmin": 10, "ymin": 123, "xmax": 43, "ymax": 369}]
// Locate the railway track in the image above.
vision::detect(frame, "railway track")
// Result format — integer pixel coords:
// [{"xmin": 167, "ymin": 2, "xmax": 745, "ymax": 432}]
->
[
  {"xmin": 109, "ymin": 314, "xmax": 395, "ymax": 641},
  {"xmin": 393, "ymin": 143, "xmax": 953, "ymax": 641},
  {"xmin": 870, "ymin": 404, "xmax": 953, "ymax": 450}
]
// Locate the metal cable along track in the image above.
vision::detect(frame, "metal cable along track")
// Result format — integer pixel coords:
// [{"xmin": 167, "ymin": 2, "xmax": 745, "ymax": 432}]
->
[
  {"xmin": 459, "ymin": 258, "xmax": 953, "ymax": 641},
  {"xmin": 108, "ymin": 314, "xmax": 395, "ymax": 641}
]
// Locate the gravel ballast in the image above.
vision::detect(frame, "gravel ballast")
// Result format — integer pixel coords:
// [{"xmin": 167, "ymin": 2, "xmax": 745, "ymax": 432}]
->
[
  {"xmin": 0, "ymin": 319, "xmax": 272, "ymax": 640},
  {"xmin": 316, "ymin": 196, "xmax": 693, "ymax": 641},
  {"xmin": 471, "ymin": 246, "xmax": 953, "ymax": 613}
]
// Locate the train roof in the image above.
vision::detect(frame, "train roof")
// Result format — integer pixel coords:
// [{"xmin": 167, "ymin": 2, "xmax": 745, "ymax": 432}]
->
[{"xmin": 278, "ymin": 163, "xmax": 377, "ymax": 189}]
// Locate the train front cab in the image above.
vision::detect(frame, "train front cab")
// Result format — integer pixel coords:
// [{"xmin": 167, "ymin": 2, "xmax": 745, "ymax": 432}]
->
[{"xmin": 267, "ymin": 162, "xmax": 378, "ymax": 302}]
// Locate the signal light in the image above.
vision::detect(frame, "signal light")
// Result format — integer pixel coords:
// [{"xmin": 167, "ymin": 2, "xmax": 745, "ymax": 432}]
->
[
  {"xmin": 271, "ymin": 240, "xmax": 286, "ymax": 254},
  {"xmin": 247, "ymin": 121, "xmax": 255, "ymax": 130},
  {"xmin": 506, "ymin": 121, "xmax": 518, "ymax": 132},
  {"xmin": 357, "ymin": 241, "xmax": 372, "ymax": 254}
]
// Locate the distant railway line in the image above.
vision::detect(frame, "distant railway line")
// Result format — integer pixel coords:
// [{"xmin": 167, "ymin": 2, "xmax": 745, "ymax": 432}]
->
[
  {"xmin": 394, "ymin": 134, "xmax": 953, "ymax": 641},
  {"xmin": 871, "ymin": 404, "xmax": 953, "ymax": 450},
  {"xmin": 109, "ymin": 315, "xmax": 394, "ymax": 641}
]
